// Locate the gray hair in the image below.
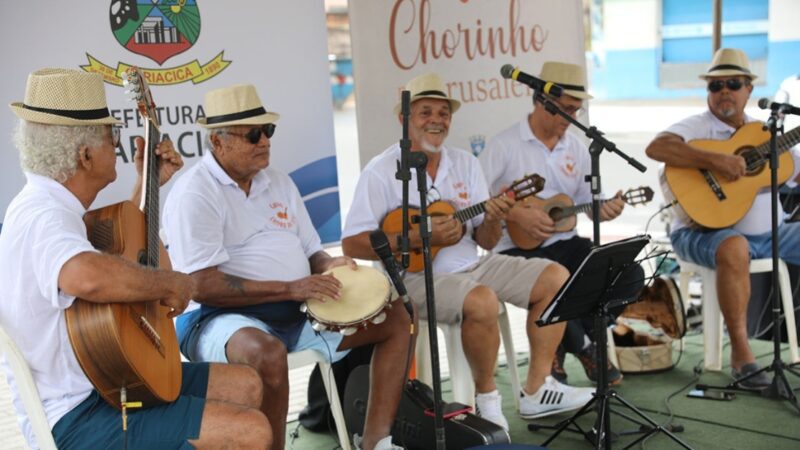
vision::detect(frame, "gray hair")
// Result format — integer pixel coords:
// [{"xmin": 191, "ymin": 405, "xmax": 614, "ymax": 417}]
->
[
  {"xmin": 204, "ymin": 126, "xmax": 236, "ymax": 153},
  {"xmin": 12, "ymin": 121, "xmax": 107, "ymax": 183}
]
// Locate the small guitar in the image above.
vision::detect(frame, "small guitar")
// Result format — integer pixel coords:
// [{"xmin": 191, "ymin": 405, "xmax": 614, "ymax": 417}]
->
[
  {"xmin": 507, "ymin": 186, "xmax": 654, "ymax": 250},
  {"xmin": 65, "ymin": 67, "xmax": 181, "ymax": 409},
  {"xmin": 381, "ymin": 174, "xmax": 545, "ymax": 272},
  {"xmin": 662, "ymin": 121, "xmax": 799, "ymax": 229}
]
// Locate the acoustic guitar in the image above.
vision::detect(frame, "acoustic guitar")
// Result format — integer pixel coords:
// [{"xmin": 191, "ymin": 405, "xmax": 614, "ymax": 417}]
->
[
  {"xmin": 65, "ymin": 67, "xmax": 181, "ymax": 410},
  {"xmin": 662, "ymin": 121, "xmax": 800, "ymax": 229},
  {"xmin": 507, "ymin": 186, "xmax": 654, "ymax": 250},
  {"xmin": 381, "ymin": 174, "xmax": 545, "ymax": 272}
]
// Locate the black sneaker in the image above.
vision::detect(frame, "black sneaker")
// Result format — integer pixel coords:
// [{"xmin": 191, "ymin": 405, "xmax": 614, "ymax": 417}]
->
[
  {"xmin": 575, "ymin": 343, "xmax": 623, "ymax": 386},
  {"xmin": 551, "ymin": 346, "xmax": 568, "ymax": 383}
]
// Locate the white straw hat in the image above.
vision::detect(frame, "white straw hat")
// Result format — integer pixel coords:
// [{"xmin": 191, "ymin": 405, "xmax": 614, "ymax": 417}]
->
[
  {"xmin": 539, "ymin": 62, "xmax": 593, "ymax": 100},
  {"xmin": 699, "ymin": 48, "xmax": 757, "ymax": 80},
  {"xmin": 198, "ymin": 84, "xmax": 280, "ymax": 128},
  {"xmin": 9, "ymin": 68, "xmax": 121, "ymax": 126},
  {"xmin": 394, "ymin": 73, "xmax": 461, "ymax": 114}
]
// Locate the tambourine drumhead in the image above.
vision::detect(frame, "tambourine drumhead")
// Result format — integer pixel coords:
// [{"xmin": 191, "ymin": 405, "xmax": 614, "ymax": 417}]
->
[{"xmin": 304, "ymin": 265, "xmax": 391, "ymax": 326}]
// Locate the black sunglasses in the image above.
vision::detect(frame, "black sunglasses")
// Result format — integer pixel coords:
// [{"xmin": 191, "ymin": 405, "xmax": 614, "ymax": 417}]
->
[
  {"xmin": 221, "ymin": 123, "xmax": 276, "ymax": 144},
  {"xmin": 707, "ymin": 78, "xmax": 744, "ymax": 93}
]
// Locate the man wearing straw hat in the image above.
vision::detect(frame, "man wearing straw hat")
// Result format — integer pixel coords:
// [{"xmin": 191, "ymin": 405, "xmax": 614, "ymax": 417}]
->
[
  {"xmin": 646, "ymin": 48, "xmax": 800, "ymax": 389},
  {"xmin": 163, "ymin": 84, "xmax": 411, "ymax": 450},
  {"xmin": 342, "ymin": 72, "xmax": 595, "ymax": 430},
  {"xmin": 480, "ymin": 61, "xmax": 642, "ymax": 387},
  {"xmin": 0, "ymin": 69, "xmax": 271, "ymax": 449}
]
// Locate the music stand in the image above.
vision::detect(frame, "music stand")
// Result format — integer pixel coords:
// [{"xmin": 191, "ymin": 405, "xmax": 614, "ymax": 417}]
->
[{"xmin": 530, "ymin": 235, "xmax": 692, "ymax": 450}]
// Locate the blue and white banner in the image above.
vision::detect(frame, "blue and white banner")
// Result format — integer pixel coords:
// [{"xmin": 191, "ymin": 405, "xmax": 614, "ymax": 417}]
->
[{"xmin": 0, "ymin": 1, "xmax": 341, "ymax": 243}]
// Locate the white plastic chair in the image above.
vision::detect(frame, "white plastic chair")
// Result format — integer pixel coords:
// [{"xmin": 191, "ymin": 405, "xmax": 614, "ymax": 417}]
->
[
  {"xmin": 677, "ymin": 257, "xmax": 799, "ymax": 370},
  {"xmin": 0, "ymin": 324, "xmax": 58, "ymax": 450},
  {"xmin": 415, "ymin": 302, "xmax": 522, "ymax": 410},
  {"xmin": 288, "ymin": 349, "xmax": 350, "ymax": 450}
]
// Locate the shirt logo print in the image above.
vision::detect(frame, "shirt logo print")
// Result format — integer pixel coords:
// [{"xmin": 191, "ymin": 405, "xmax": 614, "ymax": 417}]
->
[{"xmin": 269, "ymin": 202, "xmax": 295, "ymax": 229}]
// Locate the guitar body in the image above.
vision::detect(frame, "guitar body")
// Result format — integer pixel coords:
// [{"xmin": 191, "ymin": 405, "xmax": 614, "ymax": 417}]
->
[
  {"xmin": 663, "ymin": 122, "xmax": 794, "ymax": 229},
  {"xmin": 65, "ymin": 203, "xmax": 181, "ymax": 409},
  {"xmin": 381, "ymin": 201, "xmax": 457, "ymax": 272},
  {"xmin": 507, "ymin": 195, "xmax": 579, "ymax": 250}
]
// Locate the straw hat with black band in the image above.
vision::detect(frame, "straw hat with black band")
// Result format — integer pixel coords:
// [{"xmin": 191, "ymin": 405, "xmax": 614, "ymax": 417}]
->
[
  {"xmin": 699, "ymin": 48, "xmax": 757, "ymax": 80},
  {"xmin": 394, "ymin": 73, "xmax": 461, "ymax": 115},
  {"xmin": 10, "ymin": 68, "xmax": 121, "ymax": 126},
  {"xmin": 198, "ymin": 84, "xmax": 279, "ymax": 129},
  {"xmin": 538, "ymin": 61, "xmax": 593, "ymax": 100}
]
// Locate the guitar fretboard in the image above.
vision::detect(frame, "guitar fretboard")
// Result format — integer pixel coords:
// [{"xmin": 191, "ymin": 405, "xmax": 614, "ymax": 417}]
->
[
  {"xmin": 453, "ymin": 202, "xmax": 487, "ymax": 223},
  {"xmin": 144, "ymin": 120, "xmax": 161, "ymax": 268},
  {"xmin": 747, "ymin": 125, "xmax": 800, "ymax": 170}
]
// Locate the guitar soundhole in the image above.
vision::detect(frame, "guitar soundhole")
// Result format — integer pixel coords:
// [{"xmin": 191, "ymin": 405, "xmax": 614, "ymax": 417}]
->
[
  {"xmin": 88, "ymin": 219, "xmax": 115, "ymax": 251},
  {"xmin": 549, "ymin": 207, "xmax": 564, "ymax": 221},
  {"xmin": 736, "ymin": 146, "xmax": 764, "ymax": 176},
  {"xmin": 138, "ymin": 249, "xmax": 148, "ymax": 266}
]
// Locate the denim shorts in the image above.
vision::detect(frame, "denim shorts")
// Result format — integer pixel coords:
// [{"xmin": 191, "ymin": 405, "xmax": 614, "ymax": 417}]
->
[
  {"xmin": 195, "ymin": 314, "xmax": 350, "ymax": 363},
  {"xmin": 671, "ymin": 222, "xmax": 800, "ymax": 268},
  {"xmin": 52, "ymin": 362, "xmax": 209, "ymax": 450}
]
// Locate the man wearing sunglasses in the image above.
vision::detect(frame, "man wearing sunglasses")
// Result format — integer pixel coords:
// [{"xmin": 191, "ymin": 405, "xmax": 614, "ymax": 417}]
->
[
  {"xmin": 163, "ymin": 84, "xmax": 412, "ymax": 450},
  {"xmin": 646, "ymin": 48, "xmax": 800, "ymax": 389},
  {"xmin": 479, "ymin": 61, "xmax": 642, "ymax": 388}
]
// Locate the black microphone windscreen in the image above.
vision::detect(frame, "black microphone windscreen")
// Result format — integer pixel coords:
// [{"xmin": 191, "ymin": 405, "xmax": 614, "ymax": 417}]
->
[
  {"xmin": 758, "ymin": 98, "xmax": 771, "ymax": 110},
  {"xmin": 369, "ymin": 230, "xmax": 392, "ymax": 258},
  {"xmin": 500, "ymin": 64, "xmax": 515, "ymax": 79}
]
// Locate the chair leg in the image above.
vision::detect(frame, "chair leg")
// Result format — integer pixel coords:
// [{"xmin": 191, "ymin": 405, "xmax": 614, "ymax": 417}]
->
[
  {"xmin": 777, "ymin": 261, "xmax": 800, "ymax": 363},
  {"xmin": 498, "ymin": 306, "xmax": 521, "ymax": 411},
  {"xmin": 415, "ymin": 323, "xmax": 433, "ymax": 386},
  {"xmin": 606, "ymin": 327, "xmax": 620, "ymax": 369},
  {"xmin": 702, "ymin": 270, "xmax": 724, "ymax": 371},
  {"xmin": 444, "ymin": 325, "xmax": 475, "ymax": 408},
  {"xmin": 318, "ymin": 360, "xmax": 352, "ymax": 450}
]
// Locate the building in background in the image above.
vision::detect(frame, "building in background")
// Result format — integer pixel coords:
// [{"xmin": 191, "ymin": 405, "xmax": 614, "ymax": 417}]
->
[{"xmin": 590, "ymin": 0, "xmax": 799, "ymax": 99}]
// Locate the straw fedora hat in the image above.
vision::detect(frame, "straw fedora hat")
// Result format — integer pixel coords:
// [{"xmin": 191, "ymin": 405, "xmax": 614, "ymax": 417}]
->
[
  {"xmin": 699, "ymin": 48, "xmax": 757, "ymax": 80},
  {"xmin": 9, "ymin": 68, "xmax": 121, "ymax": 126},
  {"xmin": 198, "ymin": 84, "xmax": 279, "ymax": 129},
  {"xmin": 539, "ymin": 62, "xmax": 593, "ymax": 100},
  {"xmin": 394, "ymin": 73, "xmax": 461, "ymax": 114}
]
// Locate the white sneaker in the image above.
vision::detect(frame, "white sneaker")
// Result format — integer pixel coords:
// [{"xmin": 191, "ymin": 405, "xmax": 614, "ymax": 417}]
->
[
  {"xmin": 475, "ymin": 390, "xmax": 509, "ymax": 431},
  {"xmin": 353, "ymin": 434, "xmax": 403, "ymax": 450},
  {"xmin": 519, "ymin": 376, "xmax": 595, "ymax": 419}
]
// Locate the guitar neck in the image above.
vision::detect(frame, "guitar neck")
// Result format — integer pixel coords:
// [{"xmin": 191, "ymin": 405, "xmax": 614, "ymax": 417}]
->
[
  {"xmin": 143, "ymin": 120, "xmax": 161, "ymax": 267},
  {"xmin": 452, "ymin": 201, "xmax": 487, "ymax": 223},
  {"xmin": 753, "ymin": 125, "xmax": 800, "ymax": 162},
  {"xmin": 560, "ymin": 198, "xmax": 612, "ymax": 218}
]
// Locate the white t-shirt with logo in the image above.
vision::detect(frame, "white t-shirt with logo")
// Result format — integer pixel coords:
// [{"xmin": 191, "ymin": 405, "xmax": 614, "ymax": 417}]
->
[
  {"xmin": 163, "ymin": 153, "xmax": 323, "ymax": 314},
  {"xmin": 342, "ymin": 144, "xmax": 489, "ymax": 274},
  {"xmin": 665, "ymin": 110, "xmax": 800, "ymax": 234},
  {"xmin": 480, "ymin": 117, "xmax": 594, "ymax": 252},
  {"xmin": 0, "ymin": 173, "xmax": 96, "ymax": 448}
]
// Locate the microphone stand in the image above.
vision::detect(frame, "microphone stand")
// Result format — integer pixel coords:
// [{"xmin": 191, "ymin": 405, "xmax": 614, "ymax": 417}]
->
[
  {"xmin": 698, "ymin": 106, "xmax": 800, "ymax": 412},
  {"xmin": 396, "ymin": 91, "xmax": 446, "ymax": 449},
  {"xmin": 397, "ymin": 91, "xmax": 412, "ymax": 269},
  {"xmin": 528, "ymin": 92, "xmax": 691, "ymax": 449}
]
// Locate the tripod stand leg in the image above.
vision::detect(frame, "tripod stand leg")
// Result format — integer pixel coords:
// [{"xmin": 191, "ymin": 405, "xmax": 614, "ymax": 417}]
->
[{"xmin": 539, "ymin": 395, "xmax": 598, "ymax": 446}]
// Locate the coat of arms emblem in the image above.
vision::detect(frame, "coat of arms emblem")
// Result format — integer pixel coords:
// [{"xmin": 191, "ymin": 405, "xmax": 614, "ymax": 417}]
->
[{"xmin": 110, "ymin": 0, "xmax": 201, "ymax": 66}]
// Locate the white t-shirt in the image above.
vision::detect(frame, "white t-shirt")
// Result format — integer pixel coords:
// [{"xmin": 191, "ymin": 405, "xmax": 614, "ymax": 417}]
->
[
  {"xmin": 480, "ymin": 117, "xmax": 594, "ymax": 251},
  {"xmin": 342, "ymin": 144, "xmax": 489, "ymax": 274},
  {"xmin": 665, "ymin": 110, "xmax": 800, "ymax": 234},
  {"xmin": 0, "ymin": 173, "xmax": 96, "ymax": 448},
  {"xmin": 163, "ymin": 153, "xmax": 323, "ymax": 314}
]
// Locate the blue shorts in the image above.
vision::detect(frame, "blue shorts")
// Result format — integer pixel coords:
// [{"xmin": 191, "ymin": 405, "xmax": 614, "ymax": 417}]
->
[
  {"xmin": 671, "ymin": 222, "xmax": 800, "ymax": 268},
  {"xmin": 52, "ymin": 362, "xmax": 209, "ymax": 450},
  {"xmin": 195, "ymin": 313, "xmax": 350, "ymax": 363}
]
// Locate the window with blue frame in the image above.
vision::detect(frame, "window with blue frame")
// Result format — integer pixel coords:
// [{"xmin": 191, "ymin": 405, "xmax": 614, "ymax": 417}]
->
[{"xmin": 661, "ymin": 0, "xmax": 768, "ymax": 64}]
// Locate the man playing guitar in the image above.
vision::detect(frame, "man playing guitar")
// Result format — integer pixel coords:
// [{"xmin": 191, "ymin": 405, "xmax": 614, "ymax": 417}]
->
[
  {"xmin": 646, "ymin": 48, "xmax": 800, "ymax": 389},
  {"xmin": 0, "ymin": 69, "xmax": 270, "ymax": 449},
  {"xmin": 342, "ymin": 73, "xmax": 594, "ymax": 430},
  {"xmin": 480, "ymin": 61, "xmax": 645, "ymax": 387}
]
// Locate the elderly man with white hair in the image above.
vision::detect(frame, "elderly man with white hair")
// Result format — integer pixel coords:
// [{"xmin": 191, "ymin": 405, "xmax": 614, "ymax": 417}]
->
[{"xmin": 0, "ymin": 68, "xmax": 271, "ymax": 449}]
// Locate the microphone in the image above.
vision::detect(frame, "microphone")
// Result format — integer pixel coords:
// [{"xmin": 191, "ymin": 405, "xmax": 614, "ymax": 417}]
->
[
  {"xmin": 369, "ymin": 230, "xmax": 412, "ymax": 314},
  {"xmin": 501, "ymin": 64, "xmax": 563, "ymax": 97},
  {"xmin": 758, "ymin": 98, "xmax": 800, "ymax": 116}
]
